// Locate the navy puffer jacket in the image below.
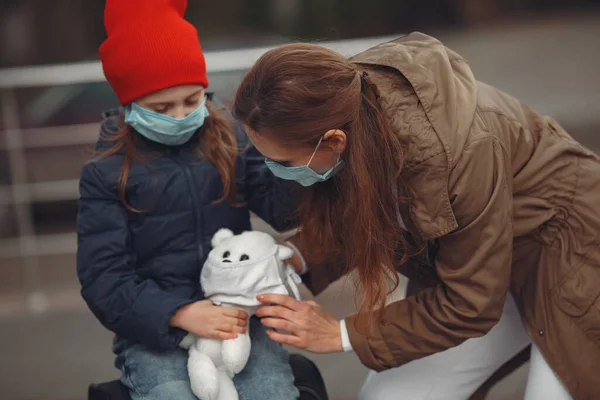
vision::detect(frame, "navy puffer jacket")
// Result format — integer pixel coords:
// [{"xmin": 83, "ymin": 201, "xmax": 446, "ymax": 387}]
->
[{"xmin": 76, "ymin": 97, "xmax": 297, "ymax": 351}]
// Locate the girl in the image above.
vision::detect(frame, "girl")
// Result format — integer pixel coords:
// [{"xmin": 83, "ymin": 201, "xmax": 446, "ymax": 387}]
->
[
  {"xmin": 232, "ymin": 33, "xmax": 600, "ymax": 399},
  {"xmin": 76, "ymin": 1, "xmax": 301, "ymax": 399}
]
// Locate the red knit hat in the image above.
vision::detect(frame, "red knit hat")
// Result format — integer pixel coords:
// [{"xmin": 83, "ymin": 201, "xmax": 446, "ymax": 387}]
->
[{"xmin": 99, "ymin": 0, "xmax": 208, "ymax": 105}]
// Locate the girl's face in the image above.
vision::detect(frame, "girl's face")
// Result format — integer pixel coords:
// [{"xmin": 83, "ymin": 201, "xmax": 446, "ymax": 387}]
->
[
  {"xmin": 245, "ymin": 127, "xmax": 347, "ymax": 174},
  {"xmin": 136, "ymin": 84, "xmax": 205, "ymax": 119}
]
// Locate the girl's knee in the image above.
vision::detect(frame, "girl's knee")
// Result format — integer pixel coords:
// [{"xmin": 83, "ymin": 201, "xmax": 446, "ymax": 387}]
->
[
  {"xmin": 129, "ymin": 380, "xmax": 197, "ymax": 400},
  {"xmin": 236, "ymin": 378, "xmax": 299, "ymax": 400},
  {"xmin": 235, "ymin": 347, "xmax": 298, "ymax": 400},
  {"xmin": 235, "ymin": 359, "xmax": 298, "ymax": 399}
]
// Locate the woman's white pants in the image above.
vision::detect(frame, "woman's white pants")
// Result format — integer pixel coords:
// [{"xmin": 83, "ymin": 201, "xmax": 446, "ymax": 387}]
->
[{"xmin": 359, "ymin": 295, "xmax": 572, "ymax": 400}]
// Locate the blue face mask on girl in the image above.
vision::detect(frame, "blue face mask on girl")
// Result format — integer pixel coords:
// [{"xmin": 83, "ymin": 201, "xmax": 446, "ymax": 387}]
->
[
  {"xmin": 124, "ymin": 96, "xmax": 209, "ymax": 146},
  {"xmin": 264, "ymin": 136, "xmax": 344, "ymax": 187}
]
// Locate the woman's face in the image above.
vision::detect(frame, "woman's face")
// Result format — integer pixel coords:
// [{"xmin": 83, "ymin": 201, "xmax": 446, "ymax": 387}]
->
[
  {"xmin": 245, "ymin": 127, "xmax": 347, "ymax": 174},
  {"xmin": 136, "ymin": 84, "xmax": 205, "ymax": 119}
]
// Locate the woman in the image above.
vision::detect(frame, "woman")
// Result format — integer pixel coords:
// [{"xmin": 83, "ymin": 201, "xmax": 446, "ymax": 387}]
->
[{"xmin": 233, "ymin": 33, "xmax": 600, "ymax": 399}]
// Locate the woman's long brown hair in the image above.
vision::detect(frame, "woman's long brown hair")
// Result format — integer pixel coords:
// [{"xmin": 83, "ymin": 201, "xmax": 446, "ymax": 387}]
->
[
  {"xmin": 97, "ymin": 101, "xmax": 238, "ymax": 212},
  {"xmin": 233, "ymin": 43, "xmax": 409, "ymax": 334}
]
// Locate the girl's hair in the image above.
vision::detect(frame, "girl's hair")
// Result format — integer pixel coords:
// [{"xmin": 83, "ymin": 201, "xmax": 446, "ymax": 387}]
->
[
  {"xmin": 98, "ymin": 101, "xmax": 238, "ymax": 212},
  {"xmin": 232, "ymin": 43, "xmax": 409, "ymax": 334}
]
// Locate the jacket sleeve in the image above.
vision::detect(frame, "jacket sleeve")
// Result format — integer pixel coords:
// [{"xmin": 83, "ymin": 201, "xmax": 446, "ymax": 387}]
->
[
  {"xmin": 287, "ymin": 231, "xmax": 349, "ymax": 296},
  {"xmin": 236, "ymin": 123, "xmax": 299, "ymax": 232},
  {"xmin": 347, "ymin": 135, "xmax": 513, "ymax": 371},
  {"xmin": 76, "ymin": 163, "xmax": 194, "ymax": 350}
]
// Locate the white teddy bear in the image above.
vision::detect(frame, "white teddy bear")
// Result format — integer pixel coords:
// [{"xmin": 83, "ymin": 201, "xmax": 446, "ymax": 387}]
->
[{"xmin": 180, "ymin": 228, "xmax": 302, "ymax": 400}]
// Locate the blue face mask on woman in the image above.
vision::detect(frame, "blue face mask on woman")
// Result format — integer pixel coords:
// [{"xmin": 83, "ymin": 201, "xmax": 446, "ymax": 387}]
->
[
  {"xmin": 265, "ymin": 136, "xmax": 344, "ymax": 187},
  {"xmin": 124, "ymin": 96, "xmax": 210, "ymax": 146}
]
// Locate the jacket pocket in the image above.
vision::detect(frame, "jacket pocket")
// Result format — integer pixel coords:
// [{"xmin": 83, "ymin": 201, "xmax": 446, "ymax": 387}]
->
[{"xmin": 552, "ymin": 246, "xmax": 600, "ymax": 343}]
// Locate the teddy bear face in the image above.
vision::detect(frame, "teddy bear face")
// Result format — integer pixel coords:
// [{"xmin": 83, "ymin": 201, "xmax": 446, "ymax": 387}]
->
[
  {"xmin": 212, "ymin": 231, "xmax": 277, "ymax": 266},
  {"xmin": 201, "ymin": 229, "xmax": 298, "ymax": 308}
]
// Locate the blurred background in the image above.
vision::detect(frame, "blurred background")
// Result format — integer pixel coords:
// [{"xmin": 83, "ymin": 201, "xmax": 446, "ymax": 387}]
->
[{"xmin": 1, "ymin": 1, "xmax": 599, "ymax": 399}]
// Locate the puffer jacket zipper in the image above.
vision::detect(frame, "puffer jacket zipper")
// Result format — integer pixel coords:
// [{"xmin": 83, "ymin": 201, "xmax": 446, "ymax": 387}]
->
[{"xmin": 177, "ymin": 160, "xmax": 204, "ymax": 270}]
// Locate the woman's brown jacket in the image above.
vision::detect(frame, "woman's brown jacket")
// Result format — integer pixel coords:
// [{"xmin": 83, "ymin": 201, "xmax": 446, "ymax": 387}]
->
[{"xmin": 303, "ymin": 33, "xmax": 600, "ymax": 399}]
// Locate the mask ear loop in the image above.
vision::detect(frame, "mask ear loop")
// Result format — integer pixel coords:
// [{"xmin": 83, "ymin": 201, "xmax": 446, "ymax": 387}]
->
[
  {"xmin": 307, "ymin": 135, "xmax": 345, "ymax": 171},
  {"xmin": 306, "ymin": 136, "xmax": 324, "ymax": 168}
]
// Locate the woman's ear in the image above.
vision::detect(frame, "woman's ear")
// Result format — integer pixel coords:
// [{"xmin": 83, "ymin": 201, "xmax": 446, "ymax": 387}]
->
[{"xmin": 323, "ymin": 129, "xmax": 347, "ymax": 154}]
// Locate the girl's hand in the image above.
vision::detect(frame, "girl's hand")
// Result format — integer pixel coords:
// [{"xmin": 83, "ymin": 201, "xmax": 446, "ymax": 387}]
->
[
  {"xmin": 256, "ymin": 294, "xmax": 343, "ymax": 353},
  {"xmin": 170, "ymin": 300, "xmax": 249, "ymax": 340}
]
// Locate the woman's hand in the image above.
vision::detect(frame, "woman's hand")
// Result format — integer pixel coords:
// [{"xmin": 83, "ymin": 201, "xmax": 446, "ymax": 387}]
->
[
  {"xmin": 170, "ymin": 300, "xmax": 249, "ymax": 340},
  {"xmin": 256, "ymin": 294, "xmax": 343, "ymax": 353}
]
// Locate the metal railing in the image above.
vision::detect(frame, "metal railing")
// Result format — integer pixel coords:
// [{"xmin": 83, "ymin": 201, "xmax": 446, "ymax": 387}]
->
[{"xmin": 0, "ymin": 34, "xmax": 397, "ymax": 312}]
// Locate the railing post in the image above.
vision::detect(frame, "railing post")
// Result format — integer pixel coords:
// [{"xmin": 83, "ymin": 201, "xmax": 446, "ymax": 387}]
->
[{"xmin": 1, "ymin": 88, "xmax": 48, "ymax": 313}]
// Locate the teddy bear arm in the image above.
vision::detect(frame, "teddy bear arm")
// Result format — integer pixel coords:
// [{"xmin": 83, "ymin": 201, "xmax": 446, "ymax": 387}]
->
[{"xmin": 179, "ymin": 333, "xmax": 197, "ymax": 350}]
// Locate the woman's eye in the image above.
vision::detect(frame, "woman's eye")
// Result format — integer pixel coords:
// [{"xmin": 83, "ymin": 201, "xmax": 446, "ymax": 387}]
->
[
  {"xmin": 222, "ymin": 251, "xmax": 231, "ymax": 258},
  {"xmin": 154, "ymin": 106, "xmax": 169, "ymax": 114},
  {"xmin": 240, "ymin": 254, "xmax": 250, "ymax": 261},
  {"xmin": 185, "ymin": 98, "xmax": 199, "ymax": 106}
]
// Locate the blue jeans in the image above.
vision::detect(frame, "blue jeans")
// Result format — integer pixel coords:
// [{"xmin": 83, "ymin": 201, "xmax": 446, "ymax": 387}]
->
[{"xmin": 114, "ymin": 317, "xmax": 299, "ymax": 400}]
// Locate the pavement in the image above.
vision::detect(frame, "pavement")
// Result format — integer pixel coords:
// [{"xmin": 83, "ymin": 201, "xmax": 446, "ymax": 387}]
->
[{"xmin": 1, "ymin": 11, "xmax": 600, "ymax": 400}]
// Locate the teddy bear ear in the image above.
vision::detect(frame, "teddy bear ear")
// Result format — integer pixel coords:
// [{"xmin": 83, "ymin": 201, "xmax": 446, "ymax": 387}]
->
[
  {"xmin": 212, "ymin": 228, "xmax": 234, "ymax": 247},
  {"xmin": 277, "ymin": 244, "xmax": 294, "ymax": 261}
]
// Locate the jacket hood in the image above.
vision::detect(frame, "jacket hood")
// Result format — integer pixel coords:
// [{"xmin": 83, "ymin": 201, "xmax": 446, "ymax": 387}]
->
[{"xmin": 350, "ymin": 32, "xmax": 478, "ymax": 166}]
